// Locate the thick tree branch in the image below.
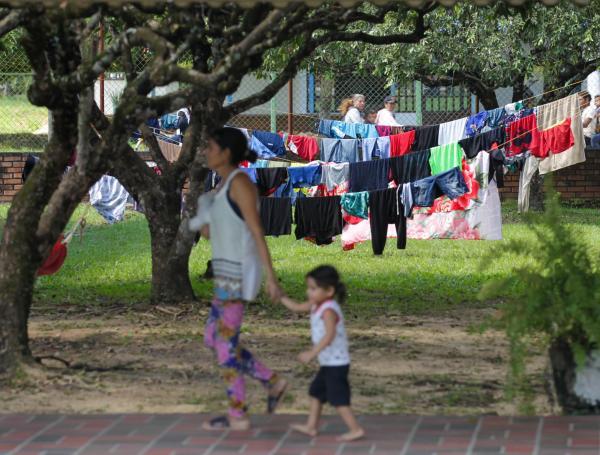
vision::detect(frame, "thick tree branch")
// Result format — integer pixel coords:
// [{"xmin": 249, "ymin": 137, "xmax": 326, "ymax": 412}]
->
[
  {"xmin": 224, "ymin": 33, "xmax": 315, "ymax": 117},
  {"xmin": 0, "ymin": 9, "xmax": 25, "ymax": 37},
  {"xmin": 140, "ymin": 124, "xmax": 170, "ymax": 171}
]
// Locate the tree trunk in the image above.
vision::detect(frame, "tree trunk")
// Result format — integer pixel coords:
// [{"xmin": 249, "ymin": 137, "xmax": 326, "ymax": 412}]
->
[
  {"xmin": 476, "ymin": 90, "xmax": 499, "ymax": 111},
  {"xmin": 144, "ymin": 181, "xmax": 196, "ymax": 305},
  {"xmin": 529, "ymin": 171, "xmax": 545, "ymax": 212},
  {"xmin": 548, "ymin": 338, "xmax": 600, "ymax": 414},
  {"xmin": 0, "ymin": 249, "xmax": 37, "ymax": 375}
]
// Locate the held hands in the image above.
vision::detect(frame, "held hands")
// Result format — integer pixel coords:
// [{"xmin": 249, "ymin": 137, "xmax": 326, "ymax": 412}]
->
[
  {"xmin": 266, "ymin": 275, "xmax": 283, "ymax": 302},
  {"xmin": 298, "ymin": 350, "xmax": 315, "ymax": 364}
]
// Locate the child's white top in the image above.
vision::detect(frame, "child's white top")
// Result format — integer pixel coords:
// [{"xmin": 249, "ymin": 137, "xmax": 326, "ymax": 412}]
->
[{"xmin": 310, "ymin": 300, "xmax": 350, "ymax": 366}]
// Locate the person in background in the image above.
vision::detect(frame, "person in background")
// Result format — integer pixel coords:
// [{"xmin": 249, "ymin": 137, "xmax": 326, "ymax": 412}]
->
[
  {"xmin": 365, "ymin": 109, "xmax": 378, "ymax": 124},
  {"xmin": 579, "ymin": 92, "xmax": 597, "ymax": 146},
  {"xmin": 375, "ymin": 95, "xmax": 402, "ymax": 127},
  {"xmin": 175, "ymin": 106, "xmax": 192, "ymax": 139},
  {"xmin": 339, "ymin": 94, "xmax": 366, "ymax": 124},
  {"xmin": 592, "ymin": 95, "xmax": 600, "ymax": 148}
]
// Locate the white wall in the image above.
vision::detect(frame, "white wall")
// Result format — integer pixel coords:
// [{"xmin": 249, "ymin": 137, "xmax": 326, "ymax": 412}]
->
[{"xmin": 225, "ymin": 71, "xmax": 309, "ymax": 115}]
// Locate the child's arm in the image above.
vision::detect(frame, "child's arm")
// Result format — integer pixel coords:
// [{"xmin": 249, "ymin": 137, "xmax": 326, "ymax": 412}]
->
[
  {"xmin": 280, "ymin": 295, "xmax": 312, "ymax": 313},
  {"xmin": 299, "ymin": 309, "xmax": 337, "ymax": 363}
]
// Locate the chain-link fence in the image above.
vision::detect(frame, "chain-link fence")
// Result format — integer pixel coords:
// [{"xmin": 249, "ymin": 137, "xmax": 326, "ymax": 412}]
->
[
  {"xmin": 0, "ymin": 30, "xmax": 48, "ymax": 152},
  {"xmin": 0, "ymin": 29, "xmax": 561, "ymax": 152}
]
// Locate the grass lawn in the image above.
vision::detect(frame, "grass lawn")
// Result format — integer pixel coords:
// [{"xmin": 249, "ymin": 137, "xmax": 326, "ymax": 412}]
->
[
  {"xmin": 1, "ymin": 201, "xmax": 598, "ymax": 316},
  {"xmin": 1, "ymin": 201, "xmax": 598, "ymax": 415},
  {"xmin": 0, "ymin": 95, "xmax": 48, "ymax": 152}
]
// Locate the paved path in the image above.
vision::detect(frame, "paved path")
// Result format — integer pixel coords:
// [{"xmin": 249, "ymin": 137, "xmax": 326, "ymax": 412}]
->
[{"xmin": 1, "ymin": 414, "xmax": 600, "ymax": 455}]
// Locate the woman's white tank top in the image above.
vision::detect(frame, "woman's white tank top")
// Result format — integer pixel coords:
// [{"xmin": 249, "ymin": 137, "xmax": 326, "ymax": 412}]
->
[{"xmin": 209, "ymin": 170, "xmax": 262, "ymax": 301}]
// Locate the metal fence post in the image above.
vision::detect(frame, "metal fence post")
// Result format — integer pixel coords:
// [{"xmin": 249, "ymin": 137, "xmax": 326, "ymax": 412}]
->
[
  {"xmin": 99, "ymin": 21, "xmax": 105, "ymax": 114},
  {"xmin": 287, "ymin": 78, "xmax": 293, "ymax": 134},
  {"xmin": 270, "ymin": 74, "xmax": 276, "ymax": 133},
  {"xmin": 415, "ymin": 80, "xmax": 423, "ymax": 126}
]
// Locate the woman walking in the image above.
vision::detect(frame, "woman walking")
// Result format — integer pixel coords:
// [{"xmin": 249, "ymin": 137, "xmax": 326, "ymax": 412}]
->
[{"xmin": 193, "ymin": 127, "xmax": 287, "ymax": 431}]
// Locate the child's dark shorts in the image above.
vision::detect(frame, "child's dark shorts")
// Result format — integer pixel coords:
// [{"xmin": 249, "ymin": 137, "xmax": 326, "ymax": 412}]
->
[{"xmin": 309, "ymin": 365, "xmax": 351, "ymax": 407}]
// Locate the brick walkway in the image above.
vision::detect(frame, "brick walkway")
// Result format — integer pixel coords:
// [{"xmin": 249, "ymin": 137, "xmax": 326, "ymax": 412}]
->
[{"xmin": 1, "ymin": 414, "xmax": 600, "ymax": 455}]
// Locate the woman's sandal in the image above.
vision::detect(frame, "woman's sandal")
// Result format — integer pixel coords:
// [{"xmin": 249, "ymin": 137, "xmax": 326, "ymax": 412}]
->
[
  {"xmin": 202, "ymin": 416, "xmax": 230, "ymax": 431},
  {"xmin": 267, "ymin": 379, "xmax": 288, "ymax": 414}
]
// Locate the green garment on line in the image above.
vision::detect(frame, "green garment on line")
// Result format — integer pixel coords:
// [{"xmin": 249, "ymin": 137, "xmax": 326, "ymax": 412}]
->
[
  {"xmin": 428, "ymin": 142, "xmax": 464, "ymax": 175},
  {"xmin": 341, "ymin": 191, "xmax": 369, "ymax": 219}
]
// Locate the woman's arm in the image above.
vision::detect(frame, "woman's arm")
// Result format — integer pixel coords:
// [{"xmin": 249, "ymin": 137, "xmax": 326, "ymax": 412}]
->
[
  {"xmin": 281, "ymin": 296, "xmax": 312, "ymax": 313},
  {"xmin": 230, "ymin": 173, "xmax": 281, "ymax": 300}
]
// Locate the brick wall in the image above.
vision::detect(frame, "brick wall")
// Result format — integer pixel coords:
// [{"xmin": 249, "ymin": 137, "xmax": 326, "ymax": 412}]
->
[
  {"xmin": 0, "ymin": 152, "xmax": 153, "ymax": 203},
  {"xmin": 2, "ymin": 149, "xmax": 599, "ymax": 204},
  {"xmin": 498, "ymin": 148, "xmax": 600, "ymax": 203}
]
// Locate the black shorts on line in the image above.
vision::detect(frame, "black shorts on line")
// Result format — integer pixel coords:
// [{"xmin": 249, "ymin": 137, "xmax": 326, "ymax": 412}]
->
[{"xmin": 309, "ymin": 365, "xmax": 351, "ymax": 407}]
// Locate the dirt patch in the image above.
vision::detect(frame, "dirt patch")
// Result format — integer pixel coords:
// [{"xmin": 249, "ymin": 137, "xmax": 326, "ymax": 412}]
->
[{"xmin": 0, "ymin": 304, "xmax": 555, "ymax": 416}]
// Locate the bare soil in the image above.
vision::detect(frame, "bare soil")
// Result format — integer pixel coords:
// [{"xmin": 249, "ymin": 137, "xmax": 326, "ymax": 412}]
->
[{"xmin": 1, "ymin": 303, "xmax": 555, "ymax": 416}]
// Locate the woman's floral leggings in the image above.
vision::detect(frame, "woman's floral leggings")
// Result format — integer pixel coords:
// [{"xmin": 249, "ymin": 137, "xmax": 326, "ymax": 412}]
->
[{"xmin": 204, "ymin": 298, "xmax": 278, "ymax": 418}]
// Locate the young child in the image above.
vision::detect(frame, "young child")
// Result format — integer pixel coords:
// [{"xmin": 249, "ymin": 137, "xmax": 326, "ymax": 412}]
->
[{"xmin": 280, "ymin": 265, "xmax": 365, "ymax": 442}]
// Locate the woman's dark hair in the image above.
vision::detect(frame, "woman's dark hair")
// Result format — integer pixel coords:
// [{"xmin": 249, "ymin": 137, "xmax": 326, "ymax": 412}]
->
[
  {"xmin": 209, "ymin": 127, "xmax": 257, "ymax": 165},
  {"xmin": 306, "ymin": 265, "xmax": 347, "ymax": 304}
]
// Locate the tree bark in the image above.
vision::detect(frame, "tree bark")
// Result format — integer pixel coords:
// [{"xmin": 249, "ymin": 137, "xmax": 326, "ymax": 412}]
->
[
  {"xmin": 0, "ymin": 105, "xmax": 78, "ymax": 375},
  {"xmin": 147, "ymin": 195, "xmax": 196, "ymax": 305}
]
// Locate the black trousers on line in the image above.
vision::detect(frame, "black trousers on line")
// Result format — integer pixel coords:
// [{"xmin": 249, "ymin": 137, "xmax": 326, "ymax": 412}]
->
[{"xmin": 369, "ymin": 188, "xmax": 407, "ymax": 255}]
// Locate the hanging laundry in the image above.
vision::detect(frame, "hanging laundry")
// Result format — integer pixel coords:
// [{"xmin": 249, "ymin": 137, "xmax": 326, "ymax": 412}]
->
[
  {"xmin": 288, "ymin": 165, "xmax": 322, "ymax": 188},
  {"xmin": 256, "ymin": 168, "xmax": 288, "ymax": 196},
  {"xmin": 318, "ymin": 119, "xmax": 336, "ymax": 137},
  {"xmin": 536, "ymin": 94, "xmax": 586, "ymax": 175},
  {"xmin": 428, "ymin": 142, "xmax": 464, "ymax": 175},
  {"xmin": 505, "ymin": 114, "xmax": 540, "ymax": 157},
  {"xmin": 413, "ymin": 124, "xmax": 440, "ymax": 151},
  {"xmin": 362, "ymin": 136, "xmax": 391, "ymax": 161},
  {"xmin": 249, "ymin": 160, "xmax": 270, "ymax": 168},
  {"xmin": 438, "ymin": 117, "xmax": 468, "ymax": 145},
  {"xmin": 408, "ymin": 167, "xmax": 469, "ymax": 214},
  {"xmin": 375, "ymin": 125, "xmax": 392, "ymax": 137},
  {"xmin": 294, "ymin": 196, "xmax": 343, "ymax": 245},
  {"xmin": 37, "ymin": 234, "xmax": 68, "ymax": 276},
  {"xmin": 204, "ymin": 170, "xmax": 221, "ymax": 192},
  {"xmin": 458, "ymin": 126, "xmax": 506, "ymax": 159},
  {"xmin": 464, "ymin": 111, "xmax": 489, "ymax": 137},
  {"xmin": 390, "ymin": 130, "xmax": 416, "ymax": 157},
  {"xmin": 260, "ymin": 197, "xmax": 292, "ymax": 236},
  {"xmin": 320, "ymin": 138, "xmax": 360, "ymax": 163},
  {"xmin": 89, "ymin": 175, "xmax": 130, "ymax": 224},
  {"xmin": 251, "ymin": 131, "xmax": 286, "ymax": 157},
  {"xmin": 249, "ymin": 135, "xmax": 278, "ymax": 159},
  {"xmin": 240, "ymin": 167, "xmax": 257, "ymax": 183},
  {"xmin": 389, "ymin": 150, "xmax": 432, "ymax": 185},
  {"xmin": 538, "ymin": 118, "xmax": 575, "ymax": 159},
  {"xmin": 369, "ymin": 188, "xmax": 407, "ymax": 255},
  {"xmin": 340, "ymin": 192, "xmax": 369, "ymax": 219},
  {"xmin": 321, "ymin": 163, "xmax": 350, "ymax": 191},
  {"xmin": 266, "ymin": 160, "xmax": 290, "ymax": 168},
  {"xmin": 505, "ymin": 101, "xmax": 524, "ymax": 116},
  {"xmin": 489, "ymin": 149, "xmax": 529, "ymax": 188},
  {"xmin": 518, "ymin": 155, "xmax": 541, "ymax": 213},
  {"xmin": 486, "ymin": 107, "xmax": 506, "ymax": 128},
  {"xmin": 349, "ymin": 159, "xmax": 390, "ymax": 192},
  {"xmin": 287, "ymin": 135, "xmax": 319, "ymax": 162},
  {"xmin": 401, "ymin": 183, "xmax": 413, "ymax": 218}
]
